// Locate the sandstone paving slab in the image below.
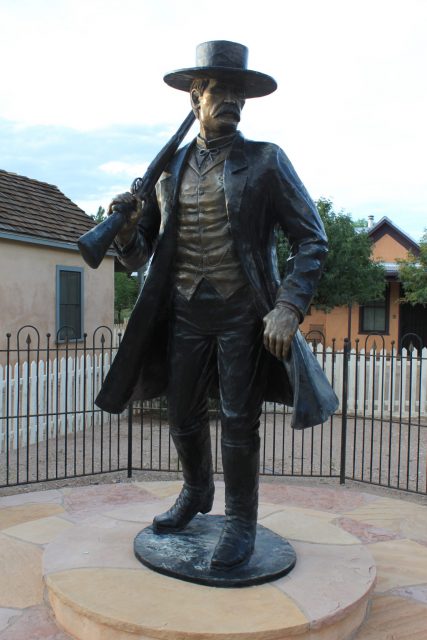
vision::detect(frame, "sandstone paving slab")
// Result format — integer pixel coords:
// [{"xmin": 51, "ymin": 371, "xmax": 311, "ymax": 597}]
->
[
  {"xmin": 43, "ymin": 518, "xmax": 144, "ymax": 575},
  {"xmin": 368, "ymin": 538, "xmax": 427, "ymax": 591},
  {"xmin": 261, "ymin": 504, "xmax": 338, "ymax": 523},
  {"xmin": 354, "ymin": 595, "xmax": 427, "ymax": 639},
  {"xmin": 61, "ymin": 483, "xmax": 153, "ymax": 516},
  {"xmin": 137, "ymin": 480, "xmax": 184, "ymax": 499},
  {"xmin": 401, "ymin": 513, "xmax": 427, "ymax": 544},
  {"xmin": 209, "ymin": 489, "xmax": 227, "ymax": 513},
  {"xmin": 103, "ymin": 500, "xmax": 185, "ymax": 523},
  {"xmin": 259, "ymin": 483, "xmax": 377, "ymax": 513},
  {"xmin": 46, "ymin": 567, "xmax": 309, "ymax": 637},
  {"xmin": 0, "ymin": 604, "xmax": 72, "ymax": 640},
  {"xmin": 257, "ymin": 502, "xmax": 290, "ymax": 519},
  {"xmin": 389, "ymin": 584, "xmax": 427, "ymax": 604},
  {"xmin": 0, "ymin": 503, "xmax": 64, "ymax": 529},
  {"xmin": 2, "ymin": 516, "xmax": 74, "ymax": 545},
  {"xmin": 341, "ymin": 497, "xmax": 427, "ymax": 541},
  {"xmin": 0, "ymin": 534, "xmax": 43, "ymax": 608},
  {"xmin": 0, "ymin": 608, "xmax": 20, "ymax": 633},
  {"xmin": 0, "ymin": 489, "xmax": 63, "ymax": 507},
  {"xmin": 273, "ymin": 540, "xmax": 376, "ymax": 622},
  {"xmin": 333, "ymin": 516, "xmax": 402, "ymax": 544},
  {"xmin": 262, "ymin": 507, "xmax": 360, "ymax": 545}
]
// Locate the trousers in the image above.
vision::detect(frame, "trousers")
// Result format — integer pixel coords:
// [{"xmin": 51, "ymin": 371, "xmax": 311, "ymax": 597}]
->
[{"xmin": 167, "ymin": 279, "xmax": 266, "ymax": 445}]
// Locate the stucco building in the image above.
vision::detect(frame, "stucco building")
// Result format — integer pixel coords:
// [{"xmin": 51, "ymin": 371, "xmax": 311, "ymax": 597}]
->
[
  {"xmin": 301, "ymin": 216, "xmax": 426, "ymax": 350},
  {"xmin": 0, "ymin": 170, "xmax": 114, "ymax": 342}
]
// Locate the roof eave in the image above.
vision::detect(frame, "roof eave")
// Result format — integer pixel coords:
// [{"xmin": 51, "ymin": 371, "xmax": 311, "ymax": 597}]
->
[{"xmin": 0, "ymin": 230, "xmax": 115, "ymax": 256}]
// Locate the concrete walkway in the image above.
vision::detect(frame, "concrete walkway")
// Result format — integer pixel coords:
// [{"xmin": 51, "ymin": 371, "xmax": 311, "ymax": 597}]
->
[{"xmin": 0, "ymin": 479, "xmax": 427, "ymax": 638}]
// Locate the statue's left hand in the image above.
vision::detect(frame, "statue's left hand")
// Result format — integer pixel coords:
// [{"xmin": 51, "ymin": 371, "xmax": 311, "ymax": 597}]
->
[
  {"xmin": 108, "ymin": 192, "xmax": 144, "ymax": 247},
  {"xmin": 263, "ymin": 304, "xmax": 299, "ymax": 360}
]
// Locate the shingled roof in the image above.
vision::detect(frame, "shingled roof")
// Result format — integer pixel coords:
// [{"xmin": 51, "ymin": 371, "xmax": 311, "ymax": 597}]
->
[{"xmin": 0, "ymin": 169, "xmax": 95, "ymax": 245}]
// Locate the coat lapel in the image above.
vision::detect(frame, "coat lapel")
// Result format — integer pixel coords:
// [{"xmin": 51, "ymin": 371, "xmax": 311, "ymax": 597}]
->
[
  {"xmin": 157, "ymin": 141, "xmax": 194, "ymax": 234},
  {"xmin": 223, "ymin": 134, "xmax": 267, "ymax": 306},
  {"xmin": 224, "ymin": 133, "xmax": 248, "ymax": 225}
]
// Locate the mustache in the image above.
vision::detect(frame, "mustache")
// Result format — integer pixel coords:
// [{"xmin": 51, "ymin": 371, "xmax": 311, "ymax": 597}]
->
[{"xmin": 215, "ymin": 104, "xmax": 241, "ymax": 118}]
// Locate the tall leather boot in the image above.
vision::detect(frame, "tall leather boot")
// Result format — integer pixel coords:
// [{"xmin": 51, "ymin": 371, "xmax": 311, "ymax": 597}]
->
[
  {"xmin": 211, "ymin": 436, "xmax": 260, "ymax": 569},
  {"xmin": 153, "ymin": 425, "xmax": 214, "ymax": 533}
]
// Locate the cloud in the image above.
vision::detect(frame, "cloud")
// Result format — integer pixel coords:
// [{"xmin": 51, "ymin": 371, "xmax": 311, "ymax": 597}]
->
[
  {"xmin": 0, "ymin": 118, "xmax": 170, "ymax": 216},
  {"xmin": 99, "ymin": 161, "xmax": 149, "ymax": 178},
  {"xmin": 0, "ymin": 0, "xmax": 426, "ymax": 239}
]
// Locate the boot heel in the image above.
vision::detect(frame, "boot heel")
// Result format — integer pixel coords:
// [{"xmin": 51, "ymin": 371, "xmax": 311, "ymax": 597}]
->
[
  {"xmin": 153, "ymin": 485, "xmax": 215, "ymax": 532},
  {"xmin": 200, "ymin": 488, "xmax": 215, "ymax": 514}
]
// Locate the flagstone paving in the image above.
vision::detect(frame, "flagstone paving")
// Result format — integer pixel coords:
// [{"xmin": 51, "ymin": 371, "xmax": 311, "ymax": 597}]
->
[
  {"xmin": 0, "ymin": 533, "xmax": 44, "ymax": 608},
  {"xmin": 0, "ymin": 503, "xmax": 64, "ymax": 529},
  {"xmin": 0, "ymin": 480, "xmax": 425, "ymax": 639},
  {"xmin": 3, "ymin": 515, "xmax": 73, "ymax": 545}
]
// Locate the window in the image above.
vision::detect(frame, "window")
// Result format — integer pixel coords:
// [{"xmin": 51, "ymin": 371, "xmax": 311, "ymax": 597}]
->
[
  {"xmin": 360, "ymin": 287, "xmax": 389, "ymax": 334},
  {"xmin": 56, "ymin": 267, "xmax": 83, "ymax": 340}
]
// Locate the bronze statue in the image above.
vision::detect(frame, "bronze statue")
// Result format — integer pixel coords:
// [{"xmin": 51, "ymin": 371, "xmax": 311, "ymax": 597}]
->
[{"xmin": 96, "ymin": 41, "xmax": 338, "ymax": 570}]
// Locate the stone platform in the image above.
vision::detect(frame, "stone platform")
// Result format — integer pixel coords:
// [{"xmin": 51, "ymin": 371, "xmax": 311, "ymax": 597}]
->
[
  {"xmin": 134, "ymin": 514, "xmax": 297, "ymax": 587},
  {"xmin": 1, "ymin": 480, "xmax": 427, "ymax": 639}
]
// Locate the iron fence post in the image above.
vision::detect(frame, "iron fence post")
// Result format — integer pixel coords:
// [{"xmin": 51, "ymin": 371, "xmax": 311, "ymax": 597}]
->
[
  {"xmin": 340, "ymin": 338, "xmax": 350, "ymax": 484},
  {"xmin": 127, "ymin": 401, "xmax": 133, "ymax": 478}
]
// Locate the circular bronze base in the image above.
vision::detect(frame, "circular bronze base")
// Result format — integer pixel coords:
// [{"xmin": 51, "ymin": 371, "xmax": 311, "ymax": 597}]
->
[{"xmin": 134, "ymin": 514, "xmax": 297, "ymax": 588}]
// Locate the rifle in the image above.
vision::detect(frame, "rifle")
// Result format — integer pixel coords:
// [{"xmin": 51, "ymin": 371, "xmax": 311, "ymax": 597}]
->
[{"xmin": 78, "ymin": 111, "xmax": 195, "ymax": 268}]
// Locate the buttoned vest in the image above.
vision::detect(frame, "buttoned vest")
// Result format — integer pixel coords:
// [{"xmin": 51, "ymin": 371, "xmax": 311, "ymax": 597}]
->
[{"xmin": 175, "ymin": 143, "xmax": 248, "ymax": 299}]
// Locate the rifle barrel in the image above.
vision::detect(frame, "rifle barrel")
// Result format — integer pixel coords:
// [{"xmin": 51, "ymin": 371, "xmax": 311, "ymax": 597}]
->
[{"xmin": 78, "ymin": 111, "xmax": 196, "ymax": 269}]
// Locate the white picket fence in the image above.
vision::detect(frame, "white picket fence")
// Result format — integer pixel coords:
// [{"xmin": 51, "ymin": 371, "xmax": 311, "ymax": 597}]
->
[
  {"xmin": 0, "ymin": 352, "xmax": 111, "ymax": 453},
  {"xmin": 312, "ymin": 344, "xmax": 427, "ymax": 419},
  {"xmin": 113, "ymin": 322, "xmax": 128, "ymax": 346},
  {"xmin": 1, "ymin": 344, "xmax": 426, "ymax": 454}
]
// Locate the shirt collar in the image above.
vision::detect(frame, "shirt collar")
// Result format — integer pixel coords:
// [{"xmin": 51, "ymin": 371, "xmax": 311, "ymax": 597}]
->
[{"xmin": 196, "ymin": 132, "xmax": 237, "ymax": 150}]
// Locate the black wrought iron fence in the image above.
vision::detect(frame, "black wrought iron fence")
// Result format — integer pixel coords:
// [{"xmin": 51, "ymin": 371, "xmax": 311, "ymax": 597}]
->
[
  {"xmin": 131, "ymin": 400, "xmax": 341, "ymax": 480},
  {"xmin": 1, "ymin": 326, "xmax": 426, "ymax": 495},
  {"xmin": 343, "ymin": 334, "xmax": 427, "ymax": 494},
  {"xmin": 0, "ymin": 326, "xmax": 127, "ymax": 486}
]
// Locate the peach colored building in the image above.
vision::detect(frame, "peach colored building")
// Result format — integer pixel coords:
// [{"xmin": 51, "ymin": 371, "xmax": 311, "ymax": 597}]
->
[
  {"xmin": 301, "ymin": 217, "xmax": 425, "ymax": 350},
  {"xmin": 0, "ymin": 170, "xmax": 114, "ymax": 348}
]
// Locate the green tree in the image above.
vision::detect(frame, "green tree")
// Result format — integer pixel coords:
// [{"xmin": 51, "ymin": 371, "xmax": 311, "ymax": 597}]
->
[
  {"xmin": 91, "ymin": 206, "xmax": 106, "ymax": 224},
  {"xmin": 114, "ymin": 272, "xmax": 139, "ymax": 323},
  {"xmin": 276, "ymin": 229, "xmax": 291, "ymax": 277},
  {"xmin": 276, "ymin": 197, "xmax": 385, "ymax": 311},
  {"xmin": 398, "ymin": 230, "xmax": 427, "ymax": 305},
  {"xmin": 314, "ymin": 198, "xmax": 385, "ymax": 311}
]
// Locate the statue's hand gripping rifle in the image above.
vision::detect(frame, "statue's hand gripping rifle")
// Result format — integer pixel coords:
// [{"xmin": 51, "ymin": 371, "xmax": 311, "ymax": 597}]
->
[{"xmin": 78, "ymin": 111, "xmax": 195, "ymax": 269}]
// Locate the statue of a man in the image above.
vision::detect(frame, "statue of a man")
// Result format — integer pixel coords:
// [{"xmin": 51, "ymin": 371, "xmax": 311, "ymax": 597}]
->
[{"xmin": 97, "ymin": 41, "xmax": 338, "ymax": 570}]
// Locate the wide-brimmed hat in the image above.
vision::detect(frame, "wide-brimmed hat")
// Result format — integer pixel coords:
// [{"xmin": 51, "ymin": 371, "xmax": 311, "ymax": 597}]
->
[{"xmin": 164, "ymin": 40, "xmax": 277, "ymax": 99}]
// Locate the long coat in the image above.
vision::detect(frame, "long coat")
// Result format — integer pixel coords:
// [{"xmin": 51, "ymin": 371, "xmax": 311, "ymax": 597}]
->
[{"xmin": 96, "ymin": 133, "xmax": 339, "ymax": 428}]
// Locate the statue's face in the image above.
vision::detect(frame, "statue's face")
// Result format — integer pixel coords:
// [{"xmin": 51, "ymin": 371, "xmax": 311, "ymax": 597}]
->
[{"xmin": 192, "ymin": 78, "xmax": 245, "ymax": 138}]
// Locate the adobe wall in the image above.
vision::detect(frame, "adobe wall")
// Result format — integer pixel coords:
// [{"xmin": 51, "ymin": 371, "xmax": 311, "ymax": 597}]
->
[
  {"xmin": 372, "ymin": 235, "xmax": 410, "ymax": 262},
  {"xmin": 301, "ymin": 281, "xmax": 401, "ymax": 351},
  {"xmin": 0, "ymin": 240, "xmax": 114, "ymax": 343}
]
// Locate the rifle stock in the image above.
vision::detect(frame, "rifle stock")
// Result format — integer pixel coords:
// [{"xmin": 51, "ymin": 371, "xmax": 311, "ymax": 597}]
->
[{"xmin": 78, "ymin": 111, "xmax": 195, "ymax": 269}]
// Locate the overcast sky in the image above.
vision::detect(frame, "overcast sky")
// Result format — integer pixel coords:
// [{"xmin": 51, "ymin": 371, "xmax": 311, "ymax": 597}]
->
[{"xmin": 0, "ymin": 0, "xmax": 426, "ymax": 241}]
